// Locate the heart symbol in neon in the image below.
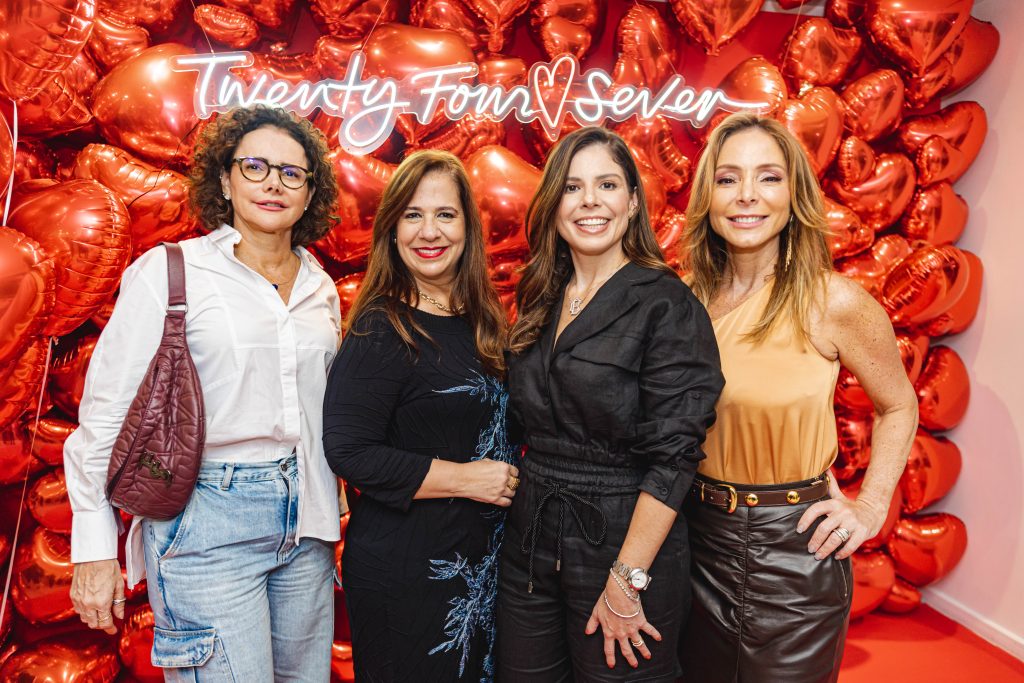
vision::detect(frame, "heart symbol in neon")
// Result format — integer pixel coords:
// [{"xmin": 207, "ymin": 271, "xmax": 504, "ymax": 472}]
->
[{"xmin": 529, "ymin": 54, "xmax": 578, "ymax": 140}]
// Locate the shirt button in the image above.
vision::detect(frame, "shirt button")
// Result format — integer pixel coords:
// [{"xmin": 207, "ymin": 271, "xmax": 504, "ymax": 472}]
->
[
  {"xmin": 280, "ymin": 461, "xmax": 288, "ymax": 472},
  {"xmin": 660, "ymin": 486, "xmax": 668, "ymax": 495}
]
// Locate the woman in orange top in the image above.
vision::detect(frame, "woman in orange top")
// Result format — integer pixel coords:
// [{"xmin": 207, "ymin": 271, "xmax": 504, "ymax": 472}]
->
[{"xmin": 679, "ymin": 113, "xmax": 919, "ymax": 683}]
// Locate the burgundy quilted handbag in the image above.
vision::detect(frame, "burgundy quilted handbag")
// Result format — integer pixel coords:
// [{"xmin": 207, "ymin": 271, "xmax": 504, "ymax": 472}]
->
[{"xmin": 106, "ymin": 243, "xmax": 205, "ymax": 519}]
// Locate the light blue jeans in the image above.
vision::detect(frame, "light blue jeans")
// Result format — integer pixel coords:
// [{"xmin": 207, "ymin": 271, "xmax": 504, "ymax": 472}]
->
[{"xmin": 142, "ymin": 454, "xmax": 334, "ymax": 682}]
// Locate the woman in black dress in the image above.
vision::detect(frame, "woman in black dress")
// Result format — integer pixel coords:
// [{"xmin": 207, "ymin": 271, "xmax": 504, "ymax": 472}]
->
[
  {"xmin": 322, "ymin": 150, "xmax": 518, "ymax": 681},
  {"xmin": 496, "ymin": 126, "xmax": 724, "ymax": 681}
]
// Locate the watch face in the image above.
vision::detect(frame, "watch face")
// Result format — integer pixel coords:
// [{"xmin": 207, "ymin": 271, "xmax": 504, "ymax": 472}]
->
[{"xmin": 629, "ymin": 572, "xmax": 649, "ymax": 590}]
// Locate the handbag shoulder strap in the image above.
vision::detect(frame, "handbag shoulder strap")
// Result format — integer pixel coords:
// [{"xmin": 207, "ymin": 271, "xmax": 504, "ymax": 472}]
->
[{"xmin": 163, "ymin": 242, "xmax": 187, "ymax": 308}]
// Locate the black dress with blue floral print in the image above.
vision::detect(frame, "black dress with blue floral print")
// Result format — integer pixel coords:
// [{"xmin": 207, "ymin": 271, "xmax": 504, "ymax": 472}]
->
[{"xmin": 323, "ymin": 306, "xmax": 518, "ymax": 682}]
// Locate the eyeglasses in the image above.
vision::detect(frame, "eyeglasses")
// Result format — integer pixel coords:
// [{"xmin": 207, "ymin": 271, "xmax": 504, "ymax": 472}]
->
[{"xmin": 231, "ymin": 157, "xmax": 312, "ymax": 189}]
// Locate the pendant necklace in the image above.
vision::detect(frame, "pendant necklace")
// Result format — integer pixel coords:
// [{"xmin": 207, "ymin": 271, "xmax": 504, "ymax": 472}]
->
[{"xmin": 568, "ymin": 259, "xmax": 629, "ymax": 317}]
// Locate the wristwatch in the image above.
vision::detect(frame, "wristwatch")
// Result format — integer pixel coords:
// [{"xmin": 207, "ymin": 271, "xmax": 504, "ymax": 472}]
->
[{"xmin": 612, "ymin": 559, "xmax": 652, "ymax": 591}]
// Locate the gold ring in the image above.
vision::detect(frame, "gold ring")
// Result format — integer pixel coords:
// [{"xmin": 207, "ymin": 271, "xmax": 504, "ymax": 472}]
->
[
  {"xmin": 631, "ymin": 639, "xmax": 644, "ymax": 648},
  {"xmin": 508, "ymin": 476, "xmax": 520, "ymax": 491}
]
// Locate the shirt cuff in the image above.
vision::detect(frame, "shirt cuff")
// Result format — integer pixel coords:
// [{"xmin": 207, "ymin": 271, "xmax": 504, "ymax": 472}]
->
[
  {"xmin": 639, "ymin": 465, "xmax": 695, "ymax": 512},
  {"xmin": 70, "ymin": 507, "xmax": 121, "ymax": 564}
]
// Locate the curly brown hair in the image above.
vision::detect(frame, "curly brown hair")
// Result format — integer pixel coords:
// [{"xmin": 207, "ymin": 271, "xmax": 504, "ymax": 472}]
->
[{"xmin": 187, "ymin": 105, "xmax": 338, "ymax": 247}]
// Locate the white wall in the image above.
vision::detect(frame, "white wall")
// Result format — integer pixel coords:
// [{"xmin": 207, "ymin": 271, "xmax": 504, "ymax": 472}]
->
[{"xmin": 926, "ymin": 0, "xmax": 1024, "ymax": 659}]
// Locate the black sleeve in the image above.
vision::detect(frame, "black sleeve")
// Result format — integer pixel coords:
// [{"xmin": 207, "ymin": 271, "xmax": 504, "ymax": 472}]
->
[
  {"xmin": 322, "ymin": 311, "xmax": 433, "ymax": 511},
  {"xmin": 632, "ymin": 283, "xmax": 725, "ymax": 511}
]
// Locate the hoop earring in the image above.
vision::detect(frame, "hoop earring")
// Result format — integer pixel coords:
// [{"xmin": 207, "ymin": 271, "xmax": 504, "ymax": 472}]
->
[{"xmin": 784, "ymin": 216, "xmax": 794, "ymax": 269}]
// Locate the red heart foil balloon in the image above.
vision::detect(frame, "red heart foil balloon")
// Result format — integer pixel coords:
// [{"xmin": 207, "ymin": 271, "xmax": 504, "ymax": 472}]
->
[
  {"xmin": 86, "ymin": 10, "xmax": 151, "ymax": 72},
  {"xmin": 101, "ymin": 0, "xmax": 185, "ymax": 34},
  {"xmin": 888, "ymin": 512, "xmax": 967, "ymax": 586},
  {"xmin": 776, "ymin": 87, "xmax": 843, "ymax": 177},
  {"xmin": 617, "ymin": 116, "xmax": 691, "ymax": 194},
  {"xmin": 362, "ymin": 24, "xmax": 475, "ymax": 145},
  {"xmin": 942, "ymin": 18, "xmax": 999, "ymax": 98},
  {"xmin": 222, "ymin": 0, "xmax": 298, "ymax": 31},
  {"xmin": 899, "ymin": 101, "xmax": 986, "ymax": 152},
  {"xmin": 782, "ymin": 17, "xmax": 862, "ymax": 93},
  {"xmin": 532, "ymin": 0, "xmax": 603, "ymax": 60},
  {"xmin": 900, "ymin": 429, "xmax": 961, "ymax": 514},
  {"xmin": 235, "ymin": 52, "xmax": 319, "ymax": 86},
  {"xmin": 850, "ymin": 550, "xmax": 896, "ymax": 619},
  {"xmin": 612, "ymin": 4, "xmax": 674, "ymax": 89},
  {"xmin": 14, "ymin": 142, "xmax": 58, "ymax": 184},
  {"xmin": 826, "ymin": 0, "xmax": 864, "ymax": 28},
  {"xmin": 0, "ymin": 228, "xmax": 54, "ymax": 368},
  {"xmin": 14, "ymin": 75, "xmax": 93, "ymax": 137},
  {"xmin": 8, "ymin": 179, "xmax": 131, "ymax": 337},
  {"xmin": 825, "ymin": 197, "xmax": 872, "ymax": 261},
  {"xmin": 464, "ymin": 0, "xmax": 530, "ymax": 53},
  {"xmin": 834, "ymin": 412, "xmax": 871, "ymax": 480},
  {"xmin": 335, "ymin": 273, "xmax": 364, "ymax": 322},
  {"xmin": 0, "ymin": 631, "xmax": 120, "ymax": 680},
  {"xmin": 922, "ymin": 250, "xmax": 981, "ymax": 337},
  {"xmin": 407, "ymin": 116, "xmax": 506, "ymax": 159},
  {"xmin": 11, "ymin": 527, "xmax": 76, "ymax": 623},
  {"xmin": 655, "ymin": 207, "xmax": 687, "ymax": 271},
  {"xmin": 903, "ymin": 55, "xmax": 953, "ymax": 109},
  {"xmin": 72, "ymin": 143, "xmax": 196, "ymax": 257},
  {"xmin": 194, "ymin": 4, "xmax": 260, "ymax": 49},
  {"xmin": 332, "ymin": 640, "xmax": 355, "ymax": 682},
  {"xmin": 840, "ymin": 69, "xmax": 904, "ymax": 141},
  {"xmin": 316, "ymin": 149, "xmax": 395, "ymax": 271},
  {"xmin": 826, "ymin": 153, "xmax": 916, "ymax": 232},
  {"xmin": 638, "ymin": 161, "xmax": 667, "ymax": 225},
  {"xmin": 914, "ymin": 136, "xmax": 974, "ymax": 187},
  {"xmin": 91, "ymin": 43, "xmax": 199, "ymax": 165},
  {"xmin": 119, "ymin": 603, "xmax": 162, "ymax": 683},
  {"xmin": 0, "ymin": 337, "xmax": 49, "ymax": 430},
  {"xmin": 866, "ymin": 0, "xmax": 972, "ymax": 76},
  {"xmin": 899, "ymin": 182, "xmax": 967, "ymax": 245},
  {"xmin": 478, "ymin": 55, "xmax": 527, "ymax": 89},
  {"xmin": 0, "ymin": 587, "xmax": 11, "ymax": 643},
  {"xmin": 0, "ymin": 424, "xmax": 46, "ymax": 485},
  {"xmin": 48, "ymin": 333, "xmax": 98, "ymax": 420},
  {"xmin": 465, "ymin": 145, "xmax": 541, "ymax": 254},
  {"xmin": 835, "ymin": 137, "xmax": 875, "ymax": 189},
  {"xmin": 27, "ymin": 468, "xmax": 72, "ymax": 533},
  {"xmin": 719, "ymin": 56, "xmax": 788, "ymax": 118},
  {"xmin": 882, "ymin": 245, "xmax": 968, "ymax": 329},
  {"xmin": 412, "ymin": 0, "xmax": 484, "ymax": 54},
  {"xmin": 834, "ymin": 235, "xmax": 913, "ymax": 300},
  {"xmin": 0, "ymin": 0, "xmax": 97, "ymax": 102},
  {"xmin": 669, "ymin": 0, "xmax": 763, "ymax": 56},
  {"xmin": 63, "ymin": 50, "xmax": 100, "ymax": 99},
  {"xmin": 841, "ymin": 476, "xmax": 902, "ymax": 551},
  {"xmin": 835, "ymin": 334, "xmax": 927, "ymax": 416},
  {"xmin": 313, "ymin": 35, "xmax": 364, "ymax": 81},
  {"xmin": 27, "ymin": 415, "xmax": 77, "ymax": 467},
  {"xmin": 880, "ymin": 578, "xmax": 922, "ymax": 614},
  {"xmin": 915, "ymin": 345, "xmax": 969, "ymax": 432},
  {"xmin": 0, "ymin": 532, "xmax": 9, "ymax": 572}
]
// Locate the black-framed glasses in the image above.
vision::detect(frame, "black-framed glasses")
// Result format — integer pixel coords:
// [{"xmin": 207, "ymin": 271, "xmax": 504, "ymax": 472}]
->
[{"xmin": 231, "ymin": 157, "xmax": 312, "ymax": 189}]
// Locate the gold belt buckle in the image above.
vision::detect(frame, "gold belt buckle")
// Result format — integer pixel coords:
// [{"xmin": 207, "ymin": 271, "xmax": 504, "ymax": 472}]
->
[{"xmin": 722, "ymin": 484, "xmax": 738, "ymax": 514}]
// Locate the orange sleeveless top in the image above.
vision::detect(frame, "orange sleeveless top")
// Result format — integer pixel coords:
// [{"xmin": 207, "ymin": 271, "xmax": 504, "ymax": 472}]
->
[{"xmin": 700, "ymin": 283, "xmax": 839, "ymax": 485}]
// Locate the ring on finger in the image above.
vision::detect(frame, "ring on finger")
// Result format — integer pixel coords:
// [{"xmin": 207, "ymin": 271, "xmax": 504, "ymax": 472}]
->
[
  {"xmin": 112, "ymin": 597, "xmax": 127, "ymax": 606},
  {"xmin": 508, "ymin": 476, "xmax": 520, "ymax": 491},
  {"xmin": 832, "ymin": 527, "xmax": 851, "ymax": 543},
  {"xmin": 96, "ymin": 611, "xmax": 111, "ymax": 621},
  {"xmin": 630, "ymin": 638, "xmax": 644, "ymax": 648}
]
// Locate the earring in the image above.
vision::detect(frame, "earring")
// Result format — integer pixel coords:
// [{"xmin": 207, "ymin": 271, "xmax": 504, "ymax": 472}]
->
[
  {"xmin": 784, "ymin": 215, "xmax": 794, "ymax": 269},
  {"xmin": 223, "ymin": 193, "xmax": 230, "ymax": 200},
  {"xmin": 391, "ymin": 233, "xmax": 397, "ymax": 244}
]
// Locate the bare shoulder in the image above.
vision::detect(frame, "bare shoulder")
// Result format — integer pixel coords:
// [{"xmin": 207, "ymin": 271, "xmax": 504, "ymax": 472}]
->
[{"xmin": 823, "ymin": 273, "xmax": 887, "ymax": 326}]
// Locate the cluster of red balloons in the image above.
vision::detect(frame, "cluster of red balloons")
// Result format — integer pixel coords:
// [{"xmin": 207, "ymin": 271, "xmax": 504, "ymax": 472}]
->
[{"xmin": 0, "ymin": 0, "xmax": 994, "ymax": 678}]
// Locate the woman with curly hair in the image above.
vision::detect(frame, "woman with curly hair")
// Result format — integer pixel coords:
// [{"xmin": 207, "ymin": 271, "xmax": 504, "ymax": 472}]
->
[
  {"xmin": 65, "ymin": 105, "xmax": 343, "ymax": 681},
  {"xmin": 323, "ymin": 150, "xmax": 518, "ymax": 681}
]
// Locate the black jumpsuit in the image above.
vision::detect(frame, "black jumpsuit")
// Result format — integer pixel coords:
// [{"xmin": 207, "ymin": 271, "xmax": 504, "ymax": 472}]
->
[{"xmin": 496, "ymin": 263, "xmax": 724, "ymax": 682}]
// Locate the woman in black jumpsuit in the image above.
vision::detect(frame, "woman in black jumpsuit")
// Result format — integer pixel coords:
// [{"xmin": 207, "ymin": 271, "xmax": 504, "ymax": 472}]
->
[{"xmin": 496, "ymin": 127, "xmax": 724, "ymax": 681}]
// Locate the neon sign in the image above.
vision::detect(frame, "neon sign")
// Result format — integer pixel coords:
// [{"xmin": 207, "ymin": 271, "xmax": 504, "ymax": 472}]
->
[{"xmin": 173, "ymin": 51, "xmax": 768, "ymax": 155}]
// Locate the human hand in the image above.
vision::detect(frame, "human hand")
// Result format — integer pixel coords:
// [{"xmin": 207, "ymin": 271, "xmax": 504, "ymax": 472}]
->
[
  {"xmin": 70, "ymin": 559, "xmax": 126, "ymax": 634},
  {"xmin": 797, "ymin": 474, "xmax": 886, "ymax": 561},
  {"xmin": 458, "ymin": 459, "xmax": 520, "ymax": 507},
  {"xmin": 585, "ymin": 575, "xmax": 662, "ymax": 670}
]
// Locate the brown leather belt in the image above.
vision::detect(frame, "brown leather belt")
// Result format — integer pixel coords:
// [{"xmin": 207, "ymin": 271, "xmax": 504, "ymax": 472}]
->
[{"xmin": 691, "ymin": 475, "xmax": 830, "ymax": 514}]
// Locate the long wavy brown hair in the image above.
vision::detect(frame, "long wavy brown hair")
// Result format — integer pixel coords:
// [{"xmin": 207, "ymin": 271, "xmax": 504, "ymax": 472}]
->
[
  {"xmin": 685, "ymin": 113, "xmax": 832, "ymax": 342},
  {"xmin": 508, "ymin": 126, "xmax": 672, "ymax": 355},
  {"xmin": 188, "ymin": 105, "xmax": 338, "ymax": 247},
  {"xmin": 346, "ymin": 150, "xmax": 507, "ymax": 377}
]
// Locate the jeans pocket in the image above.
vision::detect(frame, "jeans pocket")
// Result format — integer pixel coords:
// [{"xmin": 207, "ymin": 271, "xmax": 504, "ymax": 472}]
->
[
  {"xmin": 152, "ymin": 626, "xmax": 235, "ymax": 682},
  {"xmin": 148, "ymin": 487, "xmax": 199, "ymax": 561}
]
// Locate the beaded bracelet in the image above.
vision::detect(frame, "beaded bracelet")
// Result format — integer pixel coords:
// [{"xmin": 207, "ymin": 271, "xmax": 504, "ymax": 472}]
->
[{"xmin": 608, "ymin": 568, "xmax": 640, "ymax": 602}]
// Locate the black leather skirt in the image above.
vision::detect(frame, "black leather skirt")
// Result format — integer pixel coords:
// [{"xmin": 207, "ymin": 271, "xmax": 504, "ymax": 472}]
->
[{"xmin": 679, "ymin": 476, "xmax": 852, "ymax": 683}]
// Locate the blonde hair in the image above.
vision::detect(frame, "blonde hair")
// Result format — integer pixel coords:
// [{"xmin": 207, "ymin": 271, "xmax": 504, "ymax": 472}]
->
[{"xmin": 685, "ymin": 113, "xmax": 832, "ymax": 342}]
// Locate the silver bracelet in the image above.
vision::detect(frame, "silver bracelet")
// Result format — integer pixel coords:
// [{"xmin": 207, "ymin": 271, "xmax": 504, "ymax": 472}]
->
[
  {"xmin": 608, "ymin": 568, "xmax": 640, "ymax": 602},
  {"xmin": 603, "ymin": 591, "xmax": 642, "ymax": 619}
]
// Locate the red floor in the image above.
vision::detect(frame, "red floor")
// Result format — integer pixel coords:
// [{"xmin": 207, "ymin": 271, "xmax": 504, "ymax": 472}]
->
[{"xmin": 841, "ymin": 605, "xmax": 1024, "ymax": 682}]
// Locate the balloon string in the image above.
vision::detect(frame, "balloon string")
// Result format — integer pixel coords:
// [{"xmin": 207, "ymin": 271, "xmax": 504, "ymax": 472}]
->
[
  {"xmin": 633, "ymin": 0, "xmax": 681, "ymax": 80},
  {"xmin": 187, "ymin": 0, "xmax": 216, "ymax": 54},
  {"xmin": 778, "ymin": 0, "xmax": 810, "ymax": 91},
  {"xmin": 3, "ymin": 99, "xmax": 16, "ymax": 226},
  {"xmin": 361, "ymin": 0, "xmax": 390, "ymax": 54},
  {"xmin": 0, "ymin": 335, "xmax": 54, "ymax": 630}
]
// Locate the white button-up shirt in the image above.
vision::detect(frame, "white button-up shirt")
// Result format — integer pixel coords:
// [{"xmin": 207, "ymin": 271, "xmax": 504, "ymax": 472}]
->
[{"xmin": 64, "ymin": 225, "xmax": 342, "ymax": 587}]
